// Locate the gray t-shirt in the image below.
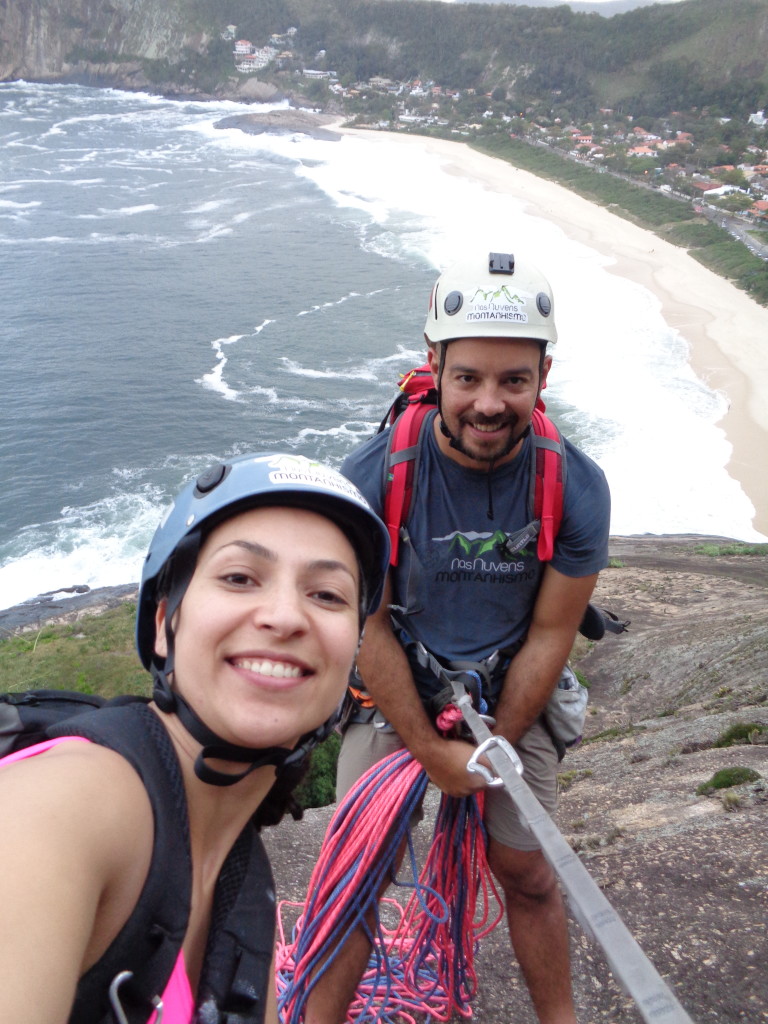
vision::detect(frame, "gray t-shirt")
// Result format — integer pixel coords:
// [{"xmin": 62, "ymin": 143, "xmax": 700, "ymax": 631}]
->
[{"xmin": 342, "ymin": 410, "xmax": 610, "ymax": 663}]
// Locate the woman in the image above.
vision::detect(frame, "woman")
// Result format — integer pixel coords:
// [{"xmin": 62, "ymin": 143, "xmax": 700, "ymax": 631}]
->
[{"xmin": 0, "ymin": 452, "xmax": 389, "ymax": 1024}]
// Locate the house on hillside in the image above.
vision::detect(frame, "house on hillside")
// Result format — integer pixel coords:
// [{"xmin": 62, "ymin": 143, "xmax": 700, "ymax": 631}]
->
[
  {"xmin": 689, "ymin": 180, "xmax": 723, "ymax": 197},
  {"xmin": 628, "ymin": 144, "xmax": 658, "ymax": 159}
]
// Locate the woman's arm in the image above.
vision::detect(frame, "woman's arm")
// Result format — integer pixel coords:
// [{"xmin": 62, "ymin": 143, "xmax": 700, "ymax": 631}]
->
[{"xmin": 0, "ymin": 742, "xmax": 153, "ymax": 1023}]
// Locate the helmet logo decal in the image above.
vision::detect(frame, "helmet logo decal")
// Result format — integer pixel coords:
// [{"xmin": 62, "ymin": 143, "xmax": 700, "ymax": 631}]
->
[
  {"xmin": 256, "ymin": 454, "xmax": 373, "ymax": 506},
  {"xmin": 464, "ymin": 284, "xmax": 531, "ymax": 326}
]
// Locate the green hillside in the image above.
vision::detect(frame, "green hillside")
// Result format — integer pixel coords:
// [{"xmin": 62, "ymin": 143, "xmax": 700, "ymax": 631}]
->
[
  {"xmin": 4, "ymin": 0, "xmax": 767, "ymax": 122},
  {"xmin": 184, "ymin": 0, "xmax": 768, "ymax": 118}
]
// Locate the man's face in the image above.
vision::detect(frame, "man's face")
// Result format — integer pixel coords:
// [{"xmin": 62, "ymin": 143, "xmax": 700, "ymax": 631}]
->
[{"xmin": 428, "ymin": 337, "xmax": 550, "ymax": 469}]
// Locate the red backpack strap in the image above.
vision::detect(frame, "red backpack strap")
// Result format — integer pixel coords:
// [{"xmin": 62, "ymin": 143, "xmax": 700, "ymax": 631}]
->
[
  {"xmin": 530, "ymin": 400, "xmax": 566, "ymax": 562},
  {"xmin": 383, "ymin": 401, "xmax": 433, "ymax": 565},
  {"xmin": 381, "ymin": 364, "xmax": 437, "ymax": 566}
]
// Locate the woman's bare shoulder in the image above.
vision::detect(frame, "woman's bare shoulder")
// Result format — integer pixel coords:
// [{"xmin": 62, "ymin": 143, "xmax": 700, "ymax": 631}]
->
[{"xmin": 0, "ymin": 741, "xmax": 156, "ymax": 1021}]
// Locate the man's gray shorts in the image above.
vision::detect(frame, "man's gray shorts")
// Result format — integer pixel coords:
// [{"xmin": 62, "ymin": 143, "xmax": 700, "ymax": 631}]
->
[{"xmin": 336, "ymin": 719, "xmax": 558, "ymax": 853}]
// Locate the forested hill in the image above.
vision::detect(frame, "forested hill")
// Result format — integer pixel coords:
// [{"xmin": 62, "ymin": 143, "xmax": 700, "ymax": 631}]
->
[{"xmin": 2, "ymin": 0, "xmax": 768, "ymax": 120}]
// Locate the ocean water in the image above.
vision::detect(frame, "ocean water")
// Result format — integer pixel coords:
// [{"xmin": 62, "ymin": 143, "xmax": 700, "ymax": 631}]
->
[{"xmin": 0, "ymin": 82, "xmax": 763, "ymax": 611}]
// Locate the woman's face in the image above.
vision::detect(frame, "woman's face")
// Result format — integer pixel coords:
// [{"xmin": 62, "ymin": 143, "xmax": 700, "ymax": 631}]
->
[{"xmin": 155, "ymin": 505, "xmax": 360, "ymax": 751}]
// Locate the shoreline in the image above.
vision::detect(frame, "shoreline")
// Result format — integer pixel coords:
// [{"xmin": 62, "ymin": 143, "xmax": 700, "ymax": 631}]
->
[
  {"xmin": 0, "ymin": 534, "xmax": 758, "ymax": 629},
  {"xmin": 335, "ymin": 125, "xmax": 768, "ymax": 538}
]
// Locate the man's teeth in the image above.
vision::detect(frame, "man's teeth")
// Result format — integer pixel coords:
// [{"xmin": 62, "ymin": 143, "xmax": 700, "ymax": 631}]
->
[
  {"xmin": 235, "ymin": 659, "xmax": 302, "ymax": 678},
  {"xmin": 474, "ymin": 423, "xmax": 502, "ymax": 432}
]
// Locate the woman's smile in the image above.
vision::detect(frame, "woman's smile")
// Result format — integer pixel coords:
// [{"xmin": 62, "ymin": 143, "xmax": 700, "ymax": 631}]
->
[{"xmin": 229, "ymin": 656, "xmax": 307, "ymax": 680}]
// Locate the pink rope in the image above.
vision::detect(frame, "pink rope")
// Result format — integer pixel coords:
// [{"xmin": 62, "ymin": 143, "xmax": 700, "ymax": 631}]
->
[{"xmin": 276, "ymin": 748, "xmax": 504, "ymax": 1022}]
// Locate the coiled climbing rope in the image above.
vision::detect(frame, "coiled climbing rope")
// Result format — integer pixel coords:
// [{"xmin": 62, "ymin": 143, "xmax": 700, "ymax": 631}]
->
[{"xmin": 276, "ymin": 747, "xmax": 503, "ymax": 1023}]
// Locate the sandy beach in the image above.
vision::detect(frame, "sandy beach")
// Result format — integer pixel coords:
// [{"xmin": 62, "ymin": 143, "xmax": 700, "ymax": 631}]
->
[{"xmin": 339, "ymin": 126, "xmax": 768, "ymax": 537}]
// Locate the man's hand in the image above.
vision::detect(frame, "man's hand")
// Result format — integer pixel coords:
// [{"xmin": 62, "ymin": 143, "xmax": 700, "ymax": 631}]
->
[{"xmin": 419, "ymin": 735, "xmax": 488, "ymax": 798}]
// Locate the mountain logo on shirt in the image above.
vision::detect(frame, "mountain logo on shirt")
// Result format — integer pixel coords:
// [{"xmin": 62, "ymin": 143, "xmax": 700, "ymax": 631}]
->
[{"xmin": 433, "ymin": 529, "xmax": 533, "ymax": 564}]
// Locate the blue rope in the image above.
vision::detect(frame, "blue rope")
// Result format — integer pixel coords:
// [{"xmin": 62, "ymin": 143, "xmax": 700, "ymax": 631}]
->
[{"xmin": 277, "ymin": 749, "xmax": 500, "ymax": 1023}]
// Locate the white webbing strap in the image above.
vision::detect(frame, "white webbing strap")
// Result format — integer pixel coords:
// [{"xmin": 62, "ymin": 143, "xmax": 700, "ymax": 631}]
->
[{"xmin": 455, "ymin": 691, "xmax": 695, "ymax": 1024}]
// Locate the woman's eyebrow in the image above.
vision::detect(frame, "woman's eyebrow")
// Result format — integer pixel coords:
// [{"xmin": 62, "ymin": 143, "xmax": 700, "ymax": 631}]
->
[
  {"xmin": 309, "ymin": 559, "xmax": 357, "ymax": 580},
  {"xmin": 219, "ymin": 540, "xmax": 277, "ymax": 561},
  {"xmin": 214, "ymin": 544, "xmax": 355, "ymax": 580}
]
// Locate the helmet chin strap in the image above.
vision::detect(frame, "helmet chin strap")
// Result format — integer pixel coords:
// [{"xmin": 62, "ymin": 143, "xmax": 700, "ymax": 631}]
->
[
  {"xmin": 151, "ymin": 530, "xmax": 333, "ymax": 788},
  {"xmin": 152, "ymin": 664, "xmax": 300, "ymax": 786}
]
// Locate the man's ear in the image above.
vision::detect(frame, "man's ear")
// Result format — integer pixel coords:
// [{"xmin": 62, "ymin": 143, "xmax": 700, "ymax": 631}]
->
[
  {"xmin": 539, "ymin": 354, "xmax": 553, "ymax": 394},
  {"xmin": 154, "ymin": 598, "xmax": 168, "ymax": 659},
  {"xmin": 426, "ymin": 343, "xmax": 440, "ymax": 386}
]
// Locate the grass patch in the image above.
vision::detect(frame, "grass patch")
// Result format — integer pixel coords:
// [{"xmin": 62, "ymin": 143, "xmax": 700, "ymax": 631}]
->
[
  {"xmin": 557, "ymin": 768, "xmax": 593, "ymax": 791},
  {"xmin": 573, "ymin": 667, "xmax": 590, "ymax": 689},
  {"xmin": 696, "ymin": 766, "xmax": 761, "ymax": 795},
  {"xmin": 0, "ymin": 604, "xmax": 148, "ymax": 699},
  {"xmin": 693, "ymin": 542, "xmax": 768, "ymax": 557},
  {"xmin": 607, "ymin": 557, "xmax": 625, "ymax": 568},
  {"xmin": 665, "ymin": 221, "xmax": 728, "ymax": 247},
  {"xmin": 582, "ymin": 723, "xmax": 644, "ymax": 744},
  {"xmin": 713, "ymin": 722, "xmax": 768, "ymax": 747},
  {"xmin": 294, "ymin": 733, "xmax": 341, "ymax": 809}
]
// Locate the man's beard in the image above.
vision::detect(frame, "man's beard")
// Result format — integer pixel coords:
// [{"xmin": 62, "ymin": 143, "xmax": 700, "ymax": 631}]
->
[{"xmin": 442, "ymin": 414, "xmax": 529, "ymax": 464}]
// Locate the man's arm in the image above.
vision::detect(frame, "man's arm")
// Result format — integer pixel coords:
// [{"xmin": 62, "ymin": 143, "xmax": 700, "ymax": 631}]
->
[
  {"xmin": 493, "ymin": 566, "xmax": 598, "ymax": 745},
  {"xmin": 356, "ymin": 574, "xmax": 486, "ymax": 798}
]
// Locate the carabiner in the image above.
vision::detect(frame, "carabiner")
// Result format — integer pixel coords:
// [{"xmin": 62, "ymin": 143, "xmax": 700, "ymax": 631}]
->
[
  {"xmin": 109, "ymin": 970, "xmax": 164, "ymax": 1024},
  {"xmin": 467, "ymin": 735, "xmax": 524, "ymax": 786}
]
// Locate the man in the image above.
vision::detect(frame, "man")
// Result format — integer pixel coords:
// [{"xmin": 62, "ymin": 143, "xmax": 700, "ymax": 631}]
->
[{"xmin": 309, "ymin": 251, "xmax": 610, "ymax": 1024}]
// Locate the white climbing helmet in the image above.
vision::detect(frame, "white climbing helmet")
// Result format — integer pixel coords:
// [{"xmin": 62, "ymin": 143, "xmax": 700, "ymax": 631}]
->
[{"xmin": 424, "ymin": 251, "xmax": 558, "ymax": 347}]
